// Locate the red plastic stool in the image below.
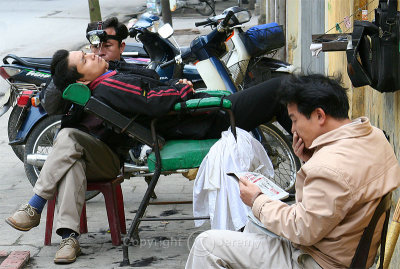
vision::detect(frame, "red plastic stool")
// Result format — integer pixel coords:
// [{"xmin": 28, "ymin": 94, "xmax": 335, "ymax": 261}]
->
[{"xmin": 44, "ymin": 175, "xmax": 126, "ymax": 246}]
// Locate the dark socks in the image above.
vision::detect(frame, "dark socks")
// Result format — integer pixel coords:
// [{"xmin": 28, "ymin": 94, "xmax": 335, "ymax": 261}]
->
[
  {"xmin": 28, "ymin": 194, "xmax": 47, "ymax": 214},
  {"xmin": 60, "ymin": 228, "xmax": 79, "ymax": 239}
]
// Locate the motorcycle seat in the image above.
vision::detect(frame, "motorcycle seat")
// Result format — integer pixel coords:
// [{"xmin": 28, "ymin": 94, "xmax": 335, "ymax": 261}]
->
[
  {"xmin": 3, "ymin": 54, "xmax": 51, "ymax": 69},
  {"xmin": 20, "ymin": 57, "xmax": 52, "ymax": 67}
]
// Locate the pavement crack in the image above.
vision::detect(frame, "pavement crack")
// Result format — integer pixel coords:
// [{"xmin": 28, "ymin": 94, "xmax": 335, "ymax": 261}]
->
[{"xmin": 14, "ymin": 234, "xmax": 23, "ymax": 245}]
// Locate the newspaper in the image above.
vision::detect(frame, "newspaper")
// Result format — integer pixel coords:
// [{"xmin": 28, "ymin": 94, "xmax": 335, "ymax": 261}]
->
[{"xmin": 227, "ymin": 171, "xmax": 289, "ymax": 237}]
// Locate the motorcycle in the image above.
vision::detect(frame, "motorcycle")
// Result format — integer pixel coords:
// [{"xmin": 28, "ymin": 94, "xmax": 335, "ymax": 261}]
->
[{"xmin": 157, "ymin": 6, "xmax": 299, "ymax": 192}]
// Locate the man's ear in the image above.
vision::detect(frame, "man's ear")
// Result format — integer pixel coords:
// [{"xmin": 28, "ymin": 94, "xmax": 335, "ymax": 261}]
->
[
  {"xmin": 315, "ymin": 108, "xmax": 326, "ymax": 124},
  {"xmin": 76, "ymin": 79, "xmax": 91, "ymax": 85},
  {"xmin": 119, "ymin": 42, "xmax": 126, "ymax": 55}
]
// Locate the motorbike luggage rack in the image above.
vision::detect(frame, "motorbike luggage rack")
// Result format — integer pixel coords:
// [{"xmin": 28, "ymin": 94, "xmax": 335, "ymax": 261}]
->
[{"xmin": 3, "ymin": 54, "xmax": 51, "ymax": 69}]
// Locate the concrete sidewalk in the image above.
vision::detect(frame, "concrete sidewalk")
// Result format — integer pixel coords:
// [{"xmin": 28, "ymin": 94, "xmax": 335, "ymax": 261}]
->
[{"xmin": 0, "ymin": 1, "xmax": 260, "ymax": 268}]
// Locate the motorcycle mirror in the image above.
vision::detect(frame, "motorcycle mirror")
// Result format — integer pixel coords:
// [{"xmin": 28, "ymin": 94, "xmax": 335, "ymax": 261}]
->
[{"xmin": 158, "ymin": 23, "xmax": 174, "ymax": 39}]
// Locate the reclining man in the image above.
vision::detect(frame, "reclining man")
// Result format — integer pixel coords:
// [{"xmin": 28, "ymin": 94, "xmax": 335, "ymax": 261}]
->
[
  {"xmin": 5, "ymin": 49, "xmax": 289, "ymax": 264},
  {"xmin": 185, "ymin": 74, "xmax": 400, "ymax": 269},
  {"xmin": 41, "ymin": 17, "xmax": 131, "ymax": 115}
]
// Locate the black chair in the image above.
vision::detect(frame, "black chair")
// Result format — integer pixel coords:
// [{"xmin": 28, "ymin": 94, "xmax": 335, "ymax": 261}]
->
[
  {"xmin": 350, "ymin": 191, "xmax": 392, "ymax": 269},
  {"xmin": 62, "ymin": 83, "xmax": 236, "ymax": 265}
]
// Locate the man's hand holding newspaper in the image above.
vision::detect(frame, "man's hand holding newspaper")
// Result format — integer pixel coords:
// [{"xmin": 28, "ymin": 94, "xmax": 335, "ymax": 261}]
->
[
  {"xmin": 228, "ymin": 172, "xmax": 289, "ymax": 207},
  {"xmin": 238, "ymin": 176, "xmax": 264, "ymax": 207},
  {"xmin": 228, "ymin": 172, "xmax": 289, "ymax": 237}
]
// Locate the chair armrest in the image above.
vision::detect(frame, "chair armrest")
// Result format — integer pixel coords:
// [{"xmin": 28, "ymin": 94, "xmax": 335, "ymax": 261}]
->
[
  {"xmin": 196, "ymin": 89, "xmax": 232, "ymax": 97},
  {"xmin": 174, "ymin": 97, "xmax": 232, "ymax": 111},
  {"xmin": 85, "ymin": 97, "xmax": 165, "ymax": 147}
]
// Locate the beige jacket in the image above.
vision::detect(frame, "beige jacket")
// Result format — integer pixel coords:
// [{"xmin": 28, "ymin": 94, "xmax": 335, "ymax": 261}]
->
[{"xmin": 252, "ymin": 117, "xmax": 400, "ymax": 268}]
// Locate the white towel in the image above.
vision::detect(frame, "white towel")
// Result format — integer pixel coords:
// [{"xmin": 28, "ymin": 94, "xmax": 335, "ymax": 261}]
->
[{"xmin": 193, "ymin": 127, "xmax": 274, "ymax": 231}]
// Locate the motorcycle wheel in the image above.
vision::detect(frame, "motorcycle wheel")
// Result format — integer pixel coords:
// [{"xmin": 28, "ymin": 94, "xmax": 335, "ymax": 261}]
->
[
  {"xmin": 258, "ymin": 123, "xmax": 301, "ymax": 194},
  {"xmin": 8, "ymin": 106, "xmax": 25, "ymax": 161},
  {"xmin": 23, "ymin": 115, "xmax": 100, "ymax": 201},
  {"xmin": 196, "ymin": 0, "xmax": 215, "ymax": 16}
]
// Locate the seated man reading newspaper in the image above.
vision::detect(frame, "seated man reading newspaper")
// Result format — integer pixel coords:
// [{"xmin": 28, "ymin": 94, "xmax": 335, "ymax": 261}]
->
[
  {"xmin": 5, "ymin": 49, "xmax": 290, "ymax": 264},
  {"xmin": 185, "ymin": 74, "xmax": 400, "ymax": 269}
]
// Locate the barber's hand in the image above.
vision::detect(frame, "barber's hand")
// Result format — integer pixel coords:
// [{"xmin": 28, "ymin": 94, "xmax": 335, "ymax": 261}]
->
[
  {"xmin": 292, "ymin": 132, "xmax": 314, "ymax": 163},
  {"xmin": 239, "ymin": 177, "xmax": 263, "ymax": 207}
]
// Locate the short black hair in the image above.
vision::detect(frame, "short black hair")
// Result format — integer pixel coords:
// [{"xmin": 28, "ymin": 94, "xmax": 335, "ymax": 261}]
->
[
  {"xmin": 51, "ymin": 49, "xmax": 83, "ymax": 91},
  {"xmin": 86, "ymin": 17, "xmax": 128, "ymax": 44},
  {"xmin": 279, "ymin": 74, "xmax": 349, "ymax": 119}
]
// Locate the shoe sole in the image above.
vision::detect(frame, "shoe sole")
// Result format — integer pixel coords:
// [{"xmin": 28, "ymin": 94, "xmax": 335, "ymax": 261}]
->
[
  {"xmin": 5, "ymin": 217, "xmax": 38, "ymax": 232},
  {"xmin": 54, "ymin": 249, "xmax": 81, "ymax": 264}
]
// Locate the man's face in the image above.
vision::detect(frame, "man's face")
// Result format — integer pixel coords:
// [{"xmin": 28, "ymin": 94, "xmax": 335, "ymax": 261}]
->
[
  {"xmin": 287, "ymin": 103, "xmax": 322, "ymax": 148},
  {"xmin": 68, "ymin": 51, "xmax": 109, "ymax": 82},
  {"xmin": 90, "ymin": 27, "xmax": 125, "ymax": 62}
]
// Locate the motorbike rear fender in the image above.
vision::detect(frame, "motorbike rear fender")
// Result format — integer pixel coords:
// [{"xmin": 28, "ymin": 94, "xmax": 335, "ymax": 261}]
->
[{"xmin": 14, "ymin": 106, "xmax": 48, "ymax": 144}]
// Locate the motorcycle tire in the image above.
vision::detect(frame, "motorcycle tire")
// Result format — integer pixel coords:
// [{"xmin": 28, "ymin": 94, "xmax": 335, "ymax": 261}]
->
[
  {"xmin": 258, "ymin": 123, "xmax": 301, "ymax": 194},
  {"xmin": 23, "ymin": 115, "xmax": 100, "ymax": 201},
  {"xmin": 8, "ymin": 106, "xmax": 25, "ymax": 162},
  {"xmin": 196, "ymin": 0, "xmax": 215, "ymax": 16}
]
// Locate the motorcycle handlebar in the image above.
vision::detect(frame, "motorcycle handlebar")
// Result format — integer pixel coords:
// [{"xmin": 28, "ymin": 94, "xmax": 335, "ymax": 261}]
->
[
  {"xmin": 195, "ymin": 19, "xmax": 212, "ymax": 27},
  {"xmin": 160, "ymin": 49, "xmax": 193, "ymax": 69},
  {"xmin": 221, "ymin": 11, "xmax": 234, "ymax": 28},
  {"xmin": 160, "ymin": 58, "xmax": 176, "ymax": 68},
  {"xmin": 129, "ymin": 28, "xmax": 138, "ymax": 38}
]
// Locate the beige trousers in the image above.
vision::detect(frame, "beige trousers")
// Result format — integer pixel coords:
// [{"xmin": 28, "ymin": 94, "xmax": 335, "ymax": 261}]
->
[
  {"xmin": 185, "ymin": 221, "xmax": 322, "ymax": 269},
  {"xmin": 33, "ymin": 128, "xmax": 120, "ymax": 235}
]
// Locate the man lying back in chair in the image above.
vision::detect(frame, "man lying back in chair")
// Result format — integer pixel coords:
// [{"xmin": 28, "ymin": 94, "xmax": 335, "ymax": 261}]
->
[
  {"xmin": 52, "ymin": 50, "xmax": 292, "ymax": 139},
  {"xmin": 186, "ymin": 74, "xmax": 400, "ymax": 269},
  {"xmin": 5, "ymin": 49, "xmax": 290, "ymax": 264}
]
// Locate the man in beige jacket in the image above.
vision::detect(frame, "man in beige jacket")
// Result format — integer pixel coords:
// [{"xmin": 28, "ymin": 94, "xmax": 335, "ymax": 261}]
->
[{"xmin": 185, "ymin": 74, "xmax": 400, "ymax": 269}]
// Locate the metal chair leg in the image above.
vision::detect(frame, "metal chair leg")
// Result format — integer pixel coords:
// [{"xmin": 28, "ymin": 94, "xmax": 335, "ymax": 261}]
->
[
  {"xmin": 145, "ymin": 176, "xmax": 158, "ymax": 199},
  {"xmin": 121, "ymin": 119, "xmax": 162, "ymax": 266}
]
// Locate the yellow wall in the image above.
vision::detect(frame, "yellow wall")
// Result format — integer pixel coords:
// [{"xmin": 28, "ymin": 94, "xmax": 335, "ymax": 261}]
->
[
  {"xmin": 326, "ymin": 0, "xmax": 400, "ymax": 267},
  {"xmin": 286, "ymin": 0, "xmax": 300, "ymax": 68},
  {"xmin": 286, "ymin": 0, "xmax": 400, "ymax": 266}
]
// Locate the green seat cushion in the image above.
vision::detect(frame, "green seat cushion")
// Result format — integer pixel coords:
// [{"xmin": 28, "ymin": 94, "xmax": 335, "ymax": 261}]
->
[
  {"xmin": 196, "ymin": 89, "xmax": 232, "ymax": 97},
  {"xmin": 174, "ymin": 97, "xmax": 232, "ymax": 111},
  {"xmin": 62, "ymin": 83, "xmax": 91, "ymax": 106},
  {"xmin": 148, "ymin": 139, "xmax": 218, "ymax": 172}
]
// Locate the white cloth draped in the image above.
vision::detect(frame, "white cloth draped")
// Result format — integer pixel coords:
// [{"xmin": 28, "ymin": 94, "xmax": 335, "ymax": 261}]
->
[{"xmin": 193, "ymin": 127, "xmax": 274, "ymax": 231}]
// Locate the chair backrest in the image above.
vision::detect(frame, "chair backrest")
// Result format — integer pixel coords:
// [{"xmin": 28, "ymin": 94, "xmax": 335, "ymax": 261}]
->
[
  {"xmin": 62, "ymin": 83, "xmax": 91, "ymax": 106},
  {"xmin": 350, "ymin": 192, "xmax": 392, "ymax": 269}
]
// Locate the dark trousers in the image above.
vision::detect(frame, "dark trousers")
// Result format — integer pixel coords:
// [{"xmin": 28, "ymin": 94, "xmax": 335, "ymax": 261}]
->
[
  {"xmin": 206, "ymin": 77, "xmax": 291, "ymax": 137},
  {"xmin": 158, "ymin": 77, "xmax": 292, "ymax": 140},
  {"xmin": 226, "ymin": 77, "xmax": 291, "ymax": 134}
]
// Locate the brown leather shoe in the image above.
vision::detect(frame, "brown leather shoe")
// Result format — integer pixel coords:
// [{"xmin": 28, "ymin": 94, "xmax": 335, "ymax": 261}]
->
[
  {"xmin": 5, "ymin": 204, "xmax": 40, "ymax": 231},
  {"xmin": 54, "ymin": 235, "xmax": 81, "ymax": 264}
]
